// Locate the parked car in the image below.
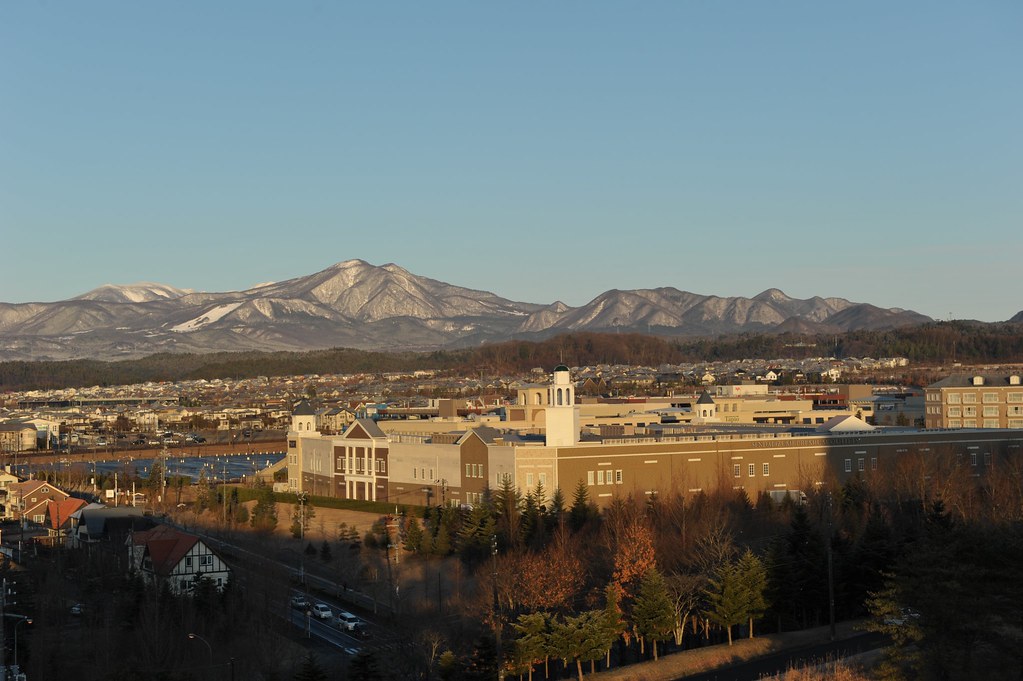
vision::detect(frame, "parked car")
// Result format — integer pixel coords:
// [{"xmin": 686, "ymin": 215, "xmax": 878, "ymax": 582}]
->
[
  {"xmin": 70, "ymin": 603, "xmax": 84, "ymax": 616},
  {"xmin": 131, "ymin": 438, "xmax": 146, "ymax": 446},
  {"xmin": 290, "ymin": 595, "xmax": 310, "ymax": 610},
  {"xmin": 311, "ymin": 603, "xmax": 332, "ymax": 620},
  {"xmin": 335, "ymin": 610, "xmax": 362, "ymax": 632}
]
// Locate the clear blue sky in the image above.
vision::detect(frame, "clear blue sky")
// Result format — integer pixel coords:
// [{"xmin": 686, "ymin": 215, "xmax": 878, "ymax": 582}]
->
[{"xmin": 2, "ymin": 2, "xmax": 1020, "ymax": 321}]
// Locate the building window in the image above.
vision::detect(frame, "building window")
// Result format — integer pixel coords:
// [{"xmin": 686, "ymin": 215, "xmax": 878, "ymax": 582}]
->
[
  {"xmin": 1009, "ymin": 419, "xmax": 1023, "ymax": 428},
  {"xmin": 748, "ymin": 463, "xmax": 755, "ymax": 477},
  {"xmin": 526, "ymin": 473, "xmax": 534, "ymax": 487},
  {"xmin": 540, "ymin": 473, "xmax": 548, "ymax": 487},
  {"xmin": 948, "ymin": 419, "xmax": 962, "ymax": 428},
  {"xmin": 1008, "ymin": 392, "xmax": 1023, "ymax": 403},
  {"xmin": 615, "ymin": 470, "xmax": 623, "ymax": 484},
  {"xmin": 871, "ymin": 457, "xmax": 878, "ymax": 471},
  {"xmin": 464, "ymin": 464, "xmax": 469, "ymax": 478},
  {"xmin": 963, "ymin": 394, "xmax": 977, "ymax": 403},
  {"xmin": 429, "ymin": 468, "xmax": 433, "ymax": 480},
  {"xmin": 947, "ymin": 407, "xmax": 961, "ymax": 417},
  {"xmin": 984, "ymin": 452, "xmax": 992, "ymax": 466},
  {"xmin": 971, "ymin": 452, "xmax": 978, "ymax": 466},
  {"xmin": 983, "ymin": 419, "xmax": 999, "ymax": 428},
  {"xmin": 289, "ymin": 440, "xmax": 297, "ymax": 448},
  {"xmin": 185, "ymin": 557, "xmax": 192, "ymax": 568},
  {"xmin": 983, "ymin": 392, "xmax": 998, "ymax": 403},
  {"xmin": 857, "ymin": 458, "xmax": 865, "ymax": 472},
  {"xmin": 983, "ymin": 406, "xmax": 999, "ymax": 417},
  {"xmin": 963, "ymin": 406, "xmax": 977, "ymax": 417},
  {"xmin": 762, "ymin": 463, "xmax": 770, "ymax": 476},
  {"xmin": 200, "ymin": 555, "xmax": 213, "ymax": 567},
  {"xmin": 597, "ymin": 470, "xmax": 605, "ymax": 485},
  {"xmin": 964, "ymin": 420, "xmax": 977, "ymax": 428},
  {"xmin": 587, "ymin": 471, "xmax": 594, "ymax": 486},
  {"xmin": 844, "ymin": 459, "xmax": 852, "ymax": 473},
  {"xmin": 947, "ymin": 393, "xmax": 961, "ymax": 404},
  {"xmin": 733, "ymin": 464, "xmax": 741, "ymax": 478}
]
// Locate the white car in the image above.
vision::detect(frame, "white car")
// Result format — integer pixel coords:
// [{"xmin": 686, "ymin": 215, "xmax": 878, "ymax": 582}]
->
[
  {"xmin": 311, "ymin": 603, "xmax": 332, "ymax": 620},
  {"xmin": 335, "ymin": 610, "xmax": 361, "ymax": 632}
]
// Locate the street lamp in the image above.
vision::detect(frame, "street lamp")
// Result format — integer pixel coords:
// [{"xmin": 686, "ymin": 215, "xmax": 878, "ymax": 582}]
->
[
  {"xmin": 187, "ymin": 632, "xmax": 213, "ymax": 665},
  {"xmin": 13, "ymin": 616, "xmax": 31, "ymax": 667}
]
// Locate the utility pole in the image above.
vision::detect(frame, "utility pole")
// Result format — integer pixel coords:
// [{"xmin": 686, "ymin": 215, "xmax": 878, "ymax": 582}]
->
[{"xmin": 492, "ymin": 534, "xmax": 503, "ymax": 680}]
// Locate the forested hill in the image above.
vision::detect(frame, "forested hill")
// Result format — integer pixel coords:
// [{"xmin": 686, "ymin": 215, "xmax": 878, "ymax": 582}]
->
[{"xmin": 1, "ymin": 321, "xmax": 1022, "ymax": 392}]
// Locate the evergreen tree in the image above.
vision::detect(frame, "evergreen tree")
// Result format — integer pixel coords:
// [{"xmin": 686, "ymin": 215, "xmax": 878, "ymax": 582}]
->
[
  {"xmin": 494, "ymin": 474, "xmax": 523, "ymax": 549},
  {"xmin": 293, "ymin": 652, "xmax": 327, "ymax": 681},
  {"xmin": 194, "ymin": 468, "xmax": 210, "ymax": 515},
  {"xmin": 736, "ymin": 549, "xmax": 768, "ymax": 639},
  {"xmin": 511, "ymin": 612, "xmax": 550, "ymax": 681},
  {"xmin": 347, "ymin": 650, "xmax": 383, "ymax": 681},
  {"xmin": 457, "ymin": 500, "xmax": 496, "ymax": 564},
  {"xmin": 250, "ymin": 479, "xmax": 278, "ymax": 533},
  {"xmin": 705, "ymin": 560, "xmax": 746, "ymax": 645},
  {"xmin": 632, "ymin": 568, "xmax": 676, "ymax": 659},
  {"xmin": 403, "ymin": 515, "xmax": 424, "ymax": 553},
  {"xmin": 569, "ymin": 479, "xmax": 596, "ymax": 532},
  {"xmin": 551, "ymin": 611, "xmax": 607, "ymax": 681},
  {"xmin": 320, "ymin": 540, "xmax": 332, "ymax": 563}
]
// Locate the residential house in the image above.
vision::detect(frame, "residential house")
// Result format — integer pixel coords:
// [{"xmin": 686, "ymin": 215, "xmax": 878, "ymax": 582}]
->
[
  {"xmin": 129, "ymin": 524, "xmax": 231, "ymax": 593},
  {"xmin": 44, "ymin": 497, "xmax": 88, "ymax": 547},
  {"xmin": 9, "ymin": 480, "xmax": 69, "ymax": 524}
]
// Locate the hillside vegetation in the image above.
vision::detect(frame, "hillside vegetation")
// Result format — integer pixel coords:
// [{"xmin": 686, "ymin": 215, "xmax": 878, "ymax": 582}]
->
[{"xmin": 2, "ymin": 321, "xmax": 1022, "ymax": 391}]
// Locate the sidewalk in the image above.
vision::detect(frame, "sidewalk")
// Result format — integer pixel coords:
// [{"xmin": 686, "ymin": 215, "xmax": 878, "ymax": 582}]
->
[{"xmin": 589, "ymin": 620, "xmax": 870, "ymax": 681}]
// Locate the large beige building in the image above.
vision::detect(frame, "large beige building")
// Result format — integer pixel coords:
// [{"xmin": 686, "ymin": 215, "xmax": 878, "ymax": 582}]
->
[
  {"xmin": 286, "ymin": 370, "xmax": 1023, "ymax": 509},
  {"xmin": 924, "ymin": 374, "xmax": 1023, "ymax": 429}
]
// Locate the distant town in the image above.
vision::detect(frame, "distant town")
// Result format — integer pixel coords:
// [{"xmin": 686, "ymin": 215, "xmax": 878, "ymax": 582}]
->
[{"xmin": 0, "ymin": 354, "xmax": 1021, "ymax": 680}]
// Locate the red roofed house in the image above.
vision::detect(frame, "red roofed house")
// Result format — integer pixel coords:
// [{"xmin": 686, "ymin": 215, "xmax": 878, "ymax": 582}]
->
[
  {"xmin": 10, "ymin": 480, "xmax": 70, "ymax": 524},
  {"xmin": 129, "ymin": 524, "xmax": 231, "ymax": 594},
  {"xmin": 45, "ymin": 497, "xmax": 88, "ymax": 547}
]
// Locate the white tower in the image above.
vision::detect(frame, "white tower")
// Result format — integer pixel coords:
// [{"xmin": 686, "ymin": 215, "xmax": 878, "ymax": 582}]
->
[
  {"xmin": 545, "ymin": 365, "xmax": 579, "ymax": 447},
  {"xmin": 290, "ymin": 400, "xmax": 318, "ymax": 434}
]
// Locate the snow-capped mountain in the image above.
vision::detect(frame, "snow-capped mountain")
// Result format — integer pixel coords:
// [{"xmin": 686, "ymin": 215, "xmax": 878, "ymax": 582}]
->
[{"xmin": 0, "ymin": 260, "xmax": 931, "ymax": 360}]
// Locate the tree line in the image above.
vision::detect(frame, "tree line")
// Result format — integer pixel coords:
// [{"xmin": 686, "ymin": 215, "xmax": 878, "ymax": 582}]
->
[
  {"xmin": 374, "ymin": 446, "xmax": 1023, "ymax": 680},
  {"xmin": 4, "ymin": 321, "xmax": 1023, "ymax": 391}
]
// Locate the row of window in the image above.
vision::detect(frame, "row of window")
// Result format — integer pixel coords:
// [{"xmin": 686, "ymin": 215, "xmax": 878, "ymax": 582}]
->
[
  {"xmin": 465, "ymin": 463, "xmax": 485, "ymax": 479},
  {"xmin": 412, "ymin": 467, "xmax": 434, "ymax": 481},
  {"xmin": 844, "ymin": 457, "xmax": 878, "ymax": 472},
  {"xmin": 524, "ymin": 472, "xmax": 548, "ymax": 488},
  {"xmin": 944, "ymin": 392, "xmax": 1023, "ymax": 404},
  {"xmin": 338, "ymin": 458, "xmax": 387, "ymax": 475},
  {"xmin": 184, "ymin": 554, "xmax": 214, "ymax": 569},
  {"xmin": 586, "ymin": 469, "xmax": 623, "ymax": 485},
  {"xmin": 947, "ymin": 419, "xmax": 1002, "ymax": 428},
  {"xmin": 946, "ymin": 406, "xmax": 1020, "ymax": 417},
  {"xmin": 733, "ymin": 463, "xmax": 771, "ymax": 477}
]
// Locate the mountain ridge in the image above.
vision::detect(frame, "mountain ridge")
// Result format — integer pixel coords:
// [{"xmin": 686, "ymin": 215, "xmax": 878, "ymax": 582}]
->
[{"xmin": 0, "ymin": 259, "xmax": 933, "ymax": 361}]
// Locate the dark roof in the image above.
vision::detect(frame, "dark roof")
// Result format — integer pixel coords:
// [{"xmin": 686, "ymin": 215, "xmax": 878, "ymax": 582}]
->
[
  {"xmin": 554, "ymin": 364, "xmax": 570, "ymax": 373},
  {"xmin": 292, "ymin": 399, "xmax": 318, "ymax": 416},
  {"xmin": 928, "ymin": 374, "xmax": 1023, "ymax": 388},
  {"xmin": 697, "ymin": 391, "xmax": 716, "ymax": 405}
]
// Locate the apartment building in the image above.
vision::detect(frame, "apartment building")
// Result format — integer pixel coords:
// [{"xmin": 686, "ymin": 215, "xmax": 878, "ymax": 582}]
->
[{"xmin": 924, "ymin": 374, "xmax": 1023, "ymax": 429}]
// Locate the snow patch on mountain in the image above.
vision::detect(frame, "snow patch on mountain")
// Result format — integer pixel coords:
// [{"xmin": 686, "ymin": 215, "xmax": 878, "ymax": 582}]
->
[{"xmin": 170, "ymin": 303, "xmax": 244, "ymax": 333}]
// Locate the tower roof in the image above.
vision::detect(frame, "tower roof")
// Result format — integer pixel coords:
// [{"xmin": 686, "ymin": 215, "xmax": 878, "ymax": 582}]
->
[
  {"xmin": 697, "ymin": 391, "xmax": 716, "ymax": 405},
  {"xmin": 292, "ymin": 399, "xmax": 317, "ymax": 416},
  {"xmin": 554, "ymin": 364, "xmax": 570, "ymax": 373}
]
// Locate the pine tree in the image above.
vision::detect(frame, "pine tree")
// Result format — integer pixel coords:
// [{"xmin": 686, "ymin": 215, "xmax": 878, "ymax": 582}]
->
[
  {"xmin": 736, "ymin": 549, "xmax": 768, "ymax": 638},
  {"xmin": 403, "ymin": 515, "xmax": 424, "ymax": 553},
  {"xmin": 293, "ymin": 652, "xmax": 327, "ymax": 681},
  {"xmin": 250, "ymin": 478, "xmax": 278, "ymax": 533},
  {"xmin": 632, "ymin": 568, "xmax": 675, "ymax": 659},
  {"xmin": 194, "ymin": 468, "xmax": 210, "ymax": 515},
  {"xmin": 569, "ymin": 479, "xmax": 595, "ymax": 532},
  {"xmin": 511, "ymin": 612, "xmax": 550, "ymax": 681}
]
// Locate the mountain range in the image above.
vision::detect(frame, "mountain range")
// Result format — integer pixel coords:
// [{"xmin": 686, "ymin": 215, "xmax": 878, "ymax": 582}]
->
[{"xmin": 0, "ymin": 259, "xmax": 934, "ymax": 361}]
